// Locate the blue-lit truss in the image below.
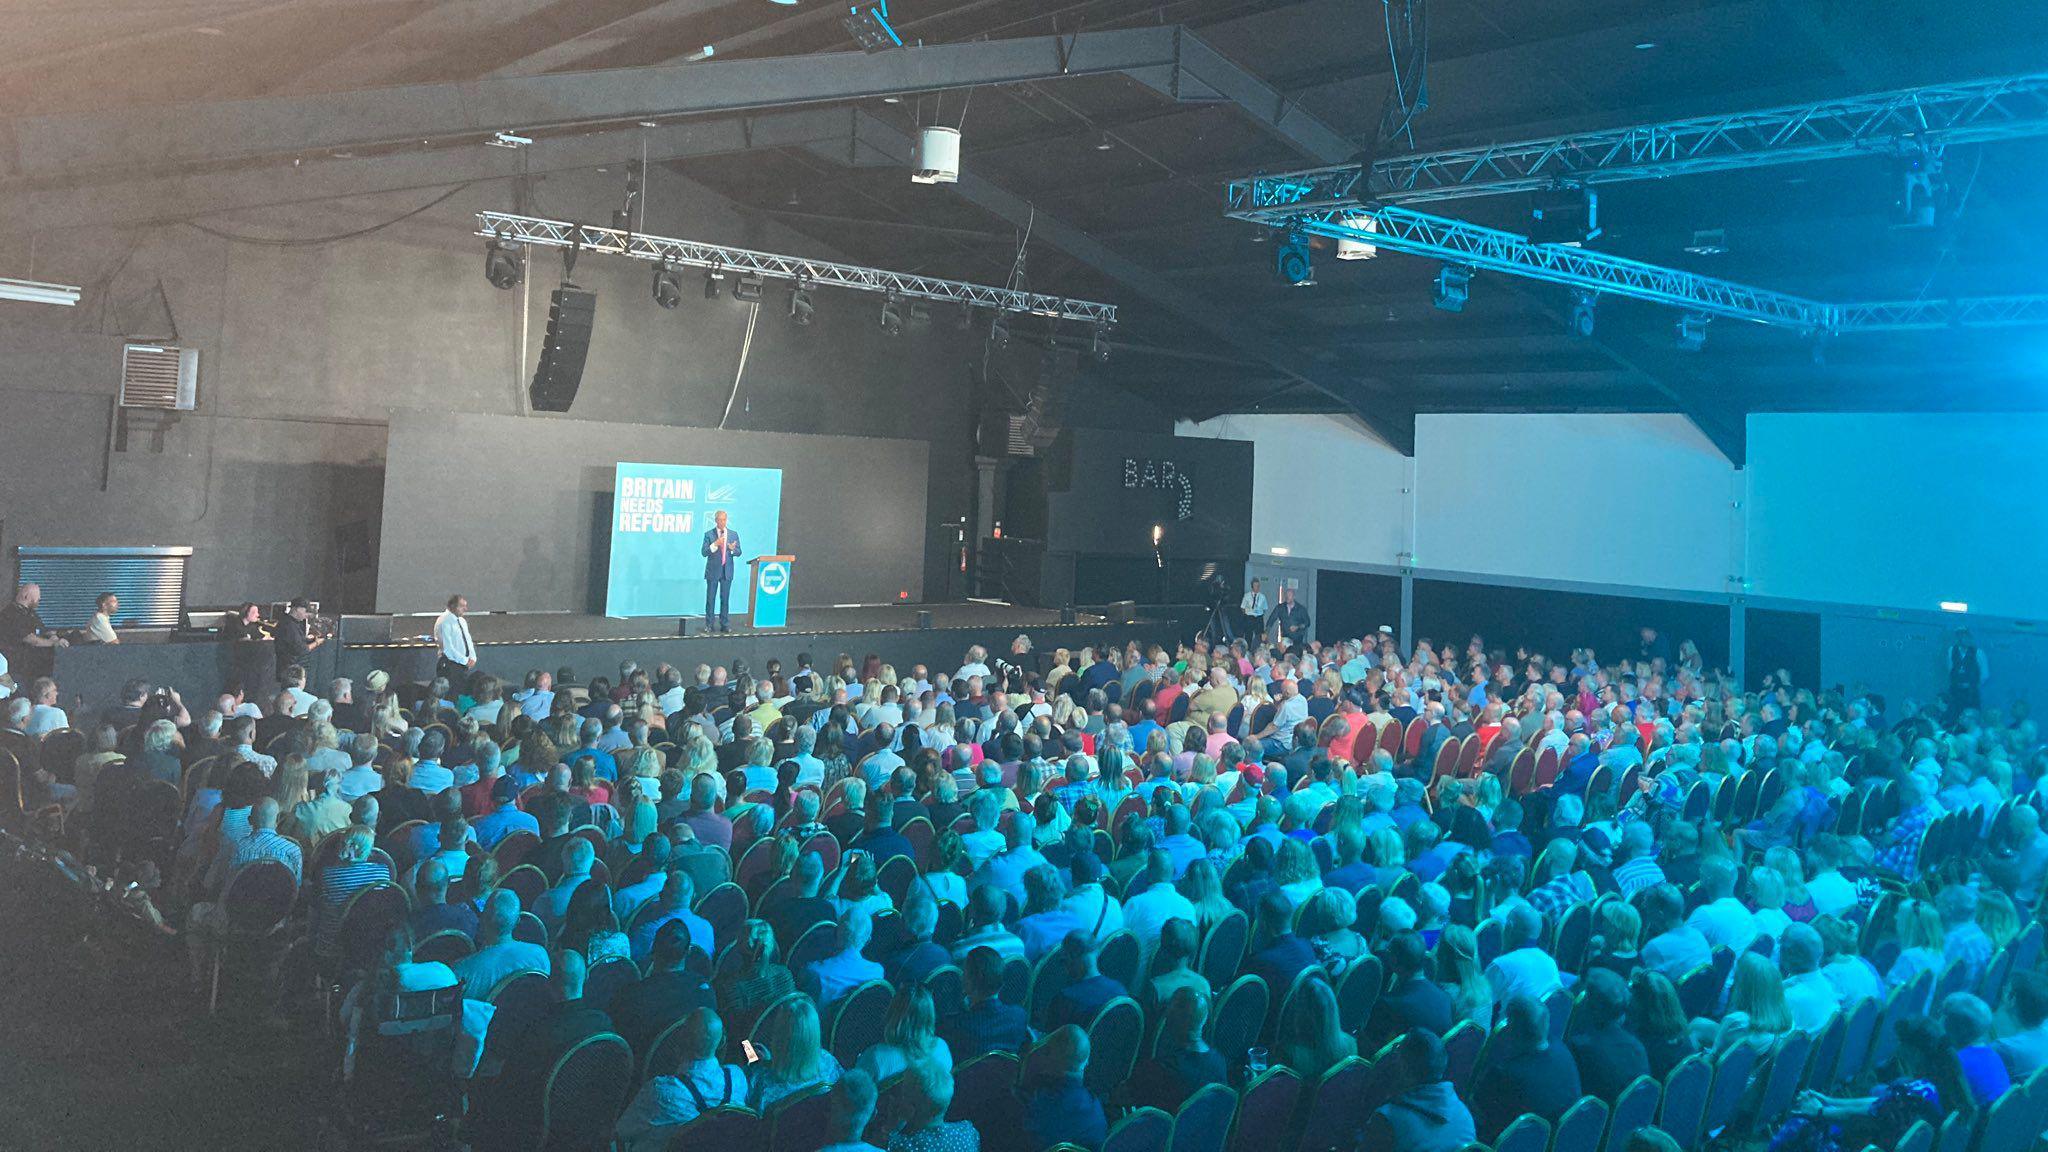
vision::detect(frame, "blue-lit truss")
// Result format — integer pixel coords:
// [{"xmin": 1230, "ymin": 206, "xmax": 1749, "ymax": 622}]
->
[
  {"xmin": 1223, "ymin": 71, "xmax": 2048, "ymax": 335},
  {"xmin": 1241, "ymin": 70, "xmax": 2048, "ymax": 207}
]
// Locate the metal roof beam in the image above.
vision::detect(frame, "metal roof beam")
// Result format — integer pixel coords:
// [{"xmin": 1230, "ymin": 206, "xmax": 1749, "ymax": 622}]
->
[
  {"xmin": 0, "ymin": 27, "xmax": 1185, "ymax": 181},
  {"xmin": 0, "ymin": 107, "xmax": 855, "ymax": 234}
]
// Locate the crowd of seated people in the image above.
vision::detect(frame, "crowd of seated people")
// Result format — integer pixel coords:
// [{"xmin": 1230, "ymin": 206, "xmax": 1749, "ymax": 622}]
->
[{"xmin": 9, "ymin": 607, "xmax": 2048, "ymax": 1152}]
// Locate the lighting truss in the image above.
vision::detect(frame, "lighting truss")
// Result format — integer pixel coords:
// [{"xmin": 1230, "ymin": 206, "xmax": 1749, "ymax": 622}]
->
[
  {"xmin": 1227, "ymin": 70, "xmax": 2048, "ymax": 209},
  {"xmin": 1835, "ymin": 295, "xmax": 2048, "ymax": 333},
  {"xmin": 475, "ymin": 211, "xmax": 1116, "ymax": 324},
  {"xmin": 1245, "ymin": 204, "xmax": 1839, "ymax": 329}
]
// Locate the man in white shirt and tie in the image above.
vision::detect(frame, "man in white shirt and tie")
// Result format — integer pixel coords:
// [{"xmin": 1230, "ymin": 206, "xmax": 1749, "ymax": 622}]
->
[
  {"xmin": 434, "ymin": 594, "xmax": 477, "ymax": 684},
  {"xmin": 1240, "ymin": 578, "xmax": 1269, "ymax": 640}
]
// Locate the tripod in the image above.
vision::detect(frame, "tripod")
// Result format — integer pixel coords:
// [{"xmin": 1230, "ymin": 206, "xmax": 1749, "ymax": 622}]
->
[{"xmin": 1200, "ymin": 595, "xmax": 1236, "ymax": 646}]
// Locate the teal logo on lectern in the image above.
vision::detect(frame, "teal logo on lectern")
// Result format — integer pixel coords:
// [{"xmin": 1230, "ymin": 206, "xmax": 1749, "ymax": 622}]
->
[{"xmin": 753, "ymin": 559, "xmax": 792, "ymax": 628}]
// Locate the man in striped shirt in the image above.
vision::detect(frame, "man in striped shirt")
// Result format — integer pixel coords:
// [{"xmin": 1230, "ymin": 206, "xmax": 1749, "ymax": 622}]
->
[{"xmin": 1610, "ymin": 822, "xmax": 1666, "ymax": 897}]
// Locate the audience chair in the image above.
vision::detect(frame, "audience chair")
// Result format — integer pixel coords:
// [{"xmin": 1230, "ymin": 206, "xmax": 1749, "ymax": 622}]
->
[
  {"xmin": 1103, "ymin": 1107, "xmax": 1172, "ymax": 1152},
  {"xmin": 1226, "ymin": 1067, "xmax": 1304, "ymax": 1152},
  {"xmin": 538, "ymin": 1033, "xmax": 634, "ymax": 1152},
  {"xmin": 1167, "ymin": 1081, "xmax": 1237, "ymax": 1152},
  {"xmin": 1601, "ymin": 1076, "xmax": 1660, "ymax": 1152},
  {"xmin": 1495, "ymin": 1113, "xmax": 1553, "ymax": 1152},
  {"xmin": 825, "ymin": 979, "xmax": 892, "ymax": 1066},
  {"xmin": 1552, "ymin": 1097, "xmax": 1608, "ymax": 1152},
  {"xmin": 1656, "ymin": 1052, "xmax": 1712, "ymax": 1149}
]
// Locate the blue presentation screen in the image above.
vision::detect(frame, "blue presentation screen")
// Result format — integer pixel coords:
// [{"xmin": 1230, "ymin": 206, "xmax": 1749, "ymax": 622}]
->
[{"xmin": 605, "ymin": 461, "xmax": 783, "ymax": 617}]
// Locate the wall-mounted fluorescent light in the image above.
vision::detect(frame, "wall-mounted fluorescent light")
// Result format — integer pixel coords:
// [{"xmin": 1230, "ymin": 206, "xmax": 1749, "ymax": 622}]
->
[
  {"xmin": 1270, "ymin": 546, "xmax": 1290, "ymax": 556},
  {"xmin": 0, "ymin": 277, "xmax": 82, "ymax": 306},
  {"xmin": 1940, "ymin": 601, "xmax": 1969, "ymax": 613}
]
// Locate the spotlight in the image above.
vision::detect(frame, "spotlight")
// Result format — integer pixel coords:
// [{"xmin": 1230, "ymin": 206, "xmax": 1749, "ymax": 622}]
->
[
  {"xmin": 483, "ymin": 237, "xmax": 524, "ymax": 290},
  {"xmin": 1893, "ymin": 149, "xmax": 1946, "ymax": 229},
  {"xmin": 990, "ymin": 311, "xmax": 1012, "ymax": 348},
  {"xmin": 612, "ymin": 207, "xmax": 632, "ymax": 232},
  {"xmin": 703, "ymin": 267, "xmax": 724, "ymax": 299},
  {"xmin": 880, "ymin": 292, "xmax": 905, "ymax": 336},
  {"xmin": 954, "ymin": 305, "xmax": 973, "ymax": 331},
  {"xmin": 1567, "ymin": 289, "xmax": 1597, "ymax": 338},
  {"xmin": 1675, "ymin": 311, "xmax": 1710, "ymax": 351},
  {"xmin": 907, "ymin": 299, "xmax": 931, "ymax": 328},
  {"xmin": 843, "ymin": 0, "xmax": 903, "ymax": 51},
  {"xmin": 1090, "ymin": 324, "xmax": 1111, "ymax": 362},
  {"xmin": 651, "ymin": 262, "xmax": 683, "ymax": 309},
  {"xmin": 732, "ymin": 273, "xmax": 764, "ymax": 303},
  {"xmin": 1528, "ymin": 187, "xmax": 1599, "ymax": 246},
  {"xmin": 1274, "ymin": 231, "xmax": 1313, "ymax": 286},
  {"xmin": 1684, "ymin": 229, "xmax": 1728, "ymax": 256},
  {"xmin": 1432, "ymin": 264, "xmax": 1472, "ymax": 313},
  {"xmin": 1334, "ymin": 214, "xmax": 1380, "ymax": 261},
  {"xmin": 788, "ymin": 280, "xmax": 814, "ymax": 326}
]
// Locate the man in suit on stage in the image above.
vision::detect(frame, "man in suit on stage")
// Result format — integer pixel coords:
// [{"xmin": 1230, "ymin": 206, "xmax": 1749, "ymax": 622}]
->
[{"xmin": 701, "ymin": 510, "xmax": 741, "ymax": 633}]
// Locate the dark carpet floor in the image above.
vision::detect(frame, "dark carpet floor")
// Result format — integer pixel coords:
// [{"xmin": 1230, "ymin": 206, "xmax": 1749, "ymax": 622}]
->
[{"xmin": 0, "ymin": 856, "xmax": 322, "ymax": 1152}]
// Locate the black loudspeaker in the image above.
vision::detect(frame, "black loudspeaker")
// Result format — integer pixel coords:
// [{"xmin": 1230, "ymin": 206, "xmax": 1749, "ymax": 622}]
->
[
  {"xmin": 1059, "ymin": 606, "xmax": 1077, "ymax": 625},
  {"xmin": 916, "ymin": 610, "xmax": 933, "ymax": 630},
  {"xmin": 676, "ymin": 617, "xmax": 693, "ymax": 637},
  {"xmin": 1105, "ymin": 600, "xmax": 1137, "ymax": 624},
  {"xmin": 530, "ymin": 287, "xmax": 598, "ymax": 412}
]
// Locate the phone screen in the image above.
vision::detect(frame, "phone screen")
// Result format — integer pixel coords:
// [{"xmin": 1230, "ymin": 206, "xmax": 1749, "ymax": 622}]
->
[{"xmin": 741, "ymin": 1041, "xmax": 760, "ymax": 1063}]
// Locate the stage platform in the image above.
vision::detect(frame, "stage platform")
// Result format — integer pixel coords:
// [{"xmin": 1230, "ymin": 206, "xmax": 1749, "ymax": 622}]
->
[{"xmin": 51, "ymin": 603, "xmax": 1179, "ymax": 707}]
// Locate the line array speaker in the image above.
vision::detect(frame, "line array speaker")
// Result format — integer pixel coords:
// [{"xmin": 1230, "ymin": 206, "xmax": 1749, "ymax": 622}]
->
[{"xmin": 530, "ymin": 287, "xmax": 597, "ymax": 412}]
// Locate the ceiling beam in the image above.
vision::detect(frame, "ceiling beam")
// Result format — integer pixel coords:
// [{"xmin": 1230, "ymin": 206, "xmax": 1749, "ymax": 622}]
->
[
  {"xmin": 0, "ymin": 108, "xmax": 855, "ymax": 234},
  {"xmin": 1506, "ymin": 281, "xmax": 1748, "ymax": 464},
  {"xmin": 0, "ymin": 27, "xmax": 1187, "ymax": 181}
]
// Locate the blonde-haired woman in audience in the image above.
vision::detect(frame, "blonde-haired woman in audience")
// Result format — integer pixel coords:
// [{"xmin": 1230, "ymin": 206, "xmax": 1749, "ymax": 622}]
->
[
  {"xmin": 1887, "ymin": 898, "xmax": 1948, "ymax": 989},
  {"xmin": 857, "ymin": 984, "xmax": 952, "ymax": 1083},
  {"xmin": 1178, "ymin": 858, "xmax": 1236, "ymax": 936},
  {"xmin": 1764, "ymin": 846, "xmax": 1818, "ymax": 923},
  {"xmin": 1972, "ymin": 888, "xmax": 2019, "ymax": 952},
  {"xmin": 749, "ymin": 995, "xmax": 842, "ymax": 1111},
  {"xmin": 1695, "ymin": 951, "xmax": 1793, "ymax": 1055},
  {"xmin": 1435, "ymin": 924, "xmax": 1494, "ymax": 1028}
]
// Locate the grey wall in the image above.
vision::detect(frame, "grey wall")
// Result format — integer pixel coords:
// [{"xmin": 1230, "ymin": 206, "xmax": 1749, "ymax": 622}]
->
[
  {"xmin": 378, "ymin": 410, "xmax": 928, "ymax": 612},
  {"xmin": 0, "ymin": 165, "xmax": 1146, "ymax": 613}
]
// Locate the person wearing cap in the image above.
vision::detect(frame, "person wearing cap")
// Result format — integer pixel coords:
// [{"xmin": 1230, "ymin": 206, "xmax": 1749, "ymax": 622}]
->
[
  {"xmin": 273, "ymin": 597, "xmax": 320, "ymax": 669},
  {"xmin": 472, "ymin": 774, "xmax": 540, "ymax": 849}
]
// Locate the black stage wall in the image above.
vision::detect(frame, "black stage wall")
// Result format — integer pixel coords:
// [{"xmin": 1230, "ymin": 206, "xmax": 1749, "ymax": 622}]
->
[
  {"xmin": 1005, "ymin": 427, "xmax": 1254, "ymax": 607},
  {"xmin": 377, "ymin": 410, "xmax": 929, "ymax": 614}
]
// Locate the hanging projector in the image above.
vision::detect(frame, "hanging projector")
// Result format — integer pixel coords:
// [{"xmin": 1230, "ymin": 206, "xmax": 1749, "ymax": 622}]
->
[
  {"xmin": 912, "ymin": 126, "xmax": 960, "ymax": 185},
  {"xmin": 1334, "ymin": 213, "xmax": 1380, "ymax": 261}
]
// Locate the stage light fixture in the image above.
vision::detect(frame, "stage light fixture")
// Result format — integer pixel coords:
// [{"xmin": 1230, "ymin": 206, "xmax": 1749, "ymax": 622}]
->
[
  {"xmin": 880, "ymin": 291, "xmax": 905, "ymax": 336},
  {"xmin": 1432, "ymin": 264, "xmax": 1472, "ymax": 313},
  {"xmin": 1090, "ymin": 324, "xmax": 1111, "ymax": 362},
  {"xmin": 483, "ymin": 237, "xmax": 524, "ymax": 290},
  {"xmin": 651, "ymin": 262, "xmax": 683, "ymax": 309},
  {"xmin": 1685, "ymin": 229, "xmax": 1728, "ymax": 256},
  {"xmin": 989, "ymin": 311, "xmax": 1012, "ymax": 348},
  {"xmin": 612, "ymin": 208, "xmax": 633, "ymax": 232},
  {"xmin": 954, "ymin": 304, "xmax": 974, "ymax": 331},
  {"xmin": 1274, "ymin": 231, "xmax": 1314, "ymax": 286},
  {"xmin": 1568, "ymin": 289, "xmax": 1597, "ymax": 338},
  {"xmin": 788, "ymin": 280, "xmax": 814, "ymax": 325},
  {"xmin": 1529, "ymin": 187, "xmax": 1599, "ymax": 245},
  {"xmin": 732, "ymin": 273, "xmax": 765, "ymax": 302},
  {"xmin": 703, "ymin": 268, "xmax": 723, "ymax": 299},
  {"xmin": 1675, "ymin": 311, "xmax": 1710, "ymax": 351},
  {"xmin": 843, "ymin": 0, "xmax": 902, "ymax": 51},
  {"xmin": 1893, "ymin": 149, "xmax": 1946, "ymax": 229},
  {"xmin": 907, "ymin": 299, "xmax": 931, "ymax": 328}
]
